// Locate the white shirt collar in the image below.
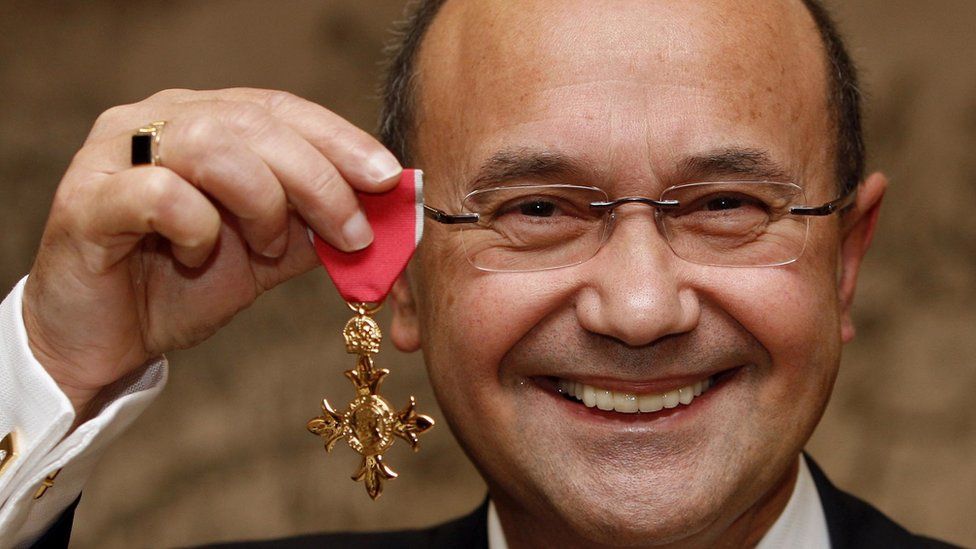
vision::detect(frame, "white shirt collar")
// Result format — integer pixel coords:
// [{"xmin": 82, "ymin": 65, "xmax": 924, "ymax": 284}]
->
[
  {"xmin": 756, "ymin": 455, "xmax": 831, "ymax": 549},
  {"xmin": 487, "ymin": 497, "xmax": 507, "ymax": 549},
  {"xmin": 487, "ymin": 455, "xmax": 830, "ymax": 549}
]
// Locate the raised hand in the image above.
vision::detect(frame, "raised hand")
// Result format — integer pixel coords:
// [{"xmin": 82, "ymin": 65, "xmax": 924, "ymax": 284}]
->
[{"xmin": 21, "ymin": 88, "xmax": 402, "ymax": 415}]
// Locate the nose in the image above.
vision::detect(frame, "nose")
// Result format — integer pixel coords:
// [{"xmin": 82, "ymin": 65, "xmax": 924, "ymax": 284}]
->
[{"xmin": 574, "ymin": 210, "xmax": 700, "ymax": 347}]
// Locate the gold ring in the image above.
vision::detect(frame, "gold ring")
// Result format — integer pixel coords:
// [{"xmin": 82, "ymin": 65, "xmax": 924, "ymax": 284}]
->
[{"xmin": 131, "ymin": 121, "xmax": 166, "ymax": 166}]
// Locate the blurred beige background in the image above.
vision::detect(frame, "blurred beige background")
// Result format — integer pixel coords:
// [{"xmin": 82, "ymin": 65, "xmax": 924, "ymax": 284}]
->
[{"xmin": 0, "ymin": 1, "xmax": 973, "ymax": 547}]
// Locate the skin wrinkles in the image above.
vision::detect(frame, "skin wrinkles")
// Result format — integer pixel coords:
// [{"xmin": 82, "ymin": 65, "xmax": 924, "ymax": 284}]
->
[
  {"xmin": 418, "ymin": 0, "xmax": 827, "ymax": 181},
  {"xmin": 391, "ymin": 0, "xmax": 884, "ymax": 548},
  {"xmin": 504, "ymin": 301, "xmax": 767, "ymax": 384},
  {"xmin": 464, "ymin": 148, "xmax": 592, "ymax": 193},
  {"xmin": 463, "ymin": 146, "xmax": 796, "ymax": 202},
  {"xmin": 431, "ymin": 76, "xmax": 821, "ymax": 202}
]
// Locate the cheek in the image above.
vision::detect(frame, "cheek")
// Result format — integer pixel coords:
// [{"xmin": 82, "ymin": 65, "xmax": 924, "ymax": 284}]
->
[
  {"xmin": 416, "ymin": 257, "xmax": 574, "ymax": 408},
  {"xmin": 706, "ymin": 257, "xmax": 842, "ymax": 399},
  {"xmin": 426, "ymin": 271, "xmax": 570, "ymax": 376}
]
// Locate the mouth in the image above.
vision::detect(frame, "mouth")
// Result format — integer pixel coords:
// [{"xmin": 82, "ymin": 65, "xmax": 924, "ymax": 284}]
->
[
  {"xmin": 557, "ymin": 376, "xmax": 714, "ymax": 413},
  {"xmin": 537, "ymin": 367, "xmax": 741, "ymax": 419}
]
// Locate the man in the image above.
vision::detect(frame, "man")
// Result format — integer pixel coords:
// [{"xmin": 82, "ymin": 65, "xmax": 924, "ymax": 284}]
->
[{"xmin": 0, "ymin": 0, "xmax": 959, "ymax": 547}]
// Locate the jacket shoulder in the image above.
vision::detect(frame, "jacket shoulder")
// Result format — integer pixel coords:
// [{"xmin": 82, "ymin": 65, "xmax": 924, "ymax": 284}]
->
[
  {"xmin": 805, "ymin": 455, "xmax": 960, "ymax": 549},
  {"xmin": 198, "ymin": 500, "xmax": 489, "ymax": 549}
]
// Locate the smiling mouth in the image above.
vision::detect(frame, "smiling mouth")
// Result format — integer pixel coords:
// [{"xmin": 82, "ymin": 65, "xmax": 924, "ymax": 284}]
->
[{"xmin": 553, "ymin": 375, "xmax": 720, "ymax": 414}]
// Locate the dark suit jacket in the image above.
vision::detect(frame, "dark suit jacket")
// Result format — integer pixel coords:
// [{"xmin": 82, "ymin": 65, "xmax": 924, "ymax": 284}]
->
[{"xmin": 32, "ymin": 457, "xmax": 961, "ymax": 549}]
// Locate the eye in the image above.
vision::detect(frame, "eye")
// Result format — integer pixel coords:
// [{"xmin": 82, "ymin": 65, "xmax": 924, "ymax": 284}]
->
[
  {"xmin": 666, "ymin": 190, "xmax": 773, "ymax": 226},
  {"xmin": 518, "ymin": 200, "xmax": 557, "ymax": 217},
  {"xmin": 705, "ymin": 196, "xmax": 744, "ymax": 211}
]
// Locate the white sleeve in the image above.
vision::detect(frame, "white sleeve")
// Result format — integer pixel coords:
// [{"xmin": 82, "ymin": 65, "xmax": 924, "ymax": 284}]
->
[{"xmin": 0, "ymin": 276, "xmax": 167, "ymax": 548}]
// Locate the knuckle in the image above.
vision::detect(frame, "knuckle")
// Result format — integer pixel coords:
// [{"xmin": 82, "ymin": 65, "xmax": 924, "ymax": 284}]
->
[
  {"xmin": 227, "ymin": 102, "xmax": 275, "ymax": 136},
  {"xmin": 54, "ymin": 179, "xmax": 111, "ymax": 244},
  {"xmin": 51, "ymin": 170, "xmax": 109, "ymax": 228},
  {"xmin": 178, "ymin": 115, "xmax": 222, "ymax": 146},
  {"xmin": 140, "ymin": 169, "xmax": 179, "ymax": 208},
  {"xmin": 148, "ymin": 88, "xmax": 193, "ymax": 102},
  {"xmin": 175, "ymin": 116, "xmax": 225, "ymax": 164},
  {"xmin": 90, "ymin": 104, "xmax": 134, "ymax": 136},
  {"xmin": 141, "ymin": 171, "xmax": 193, "ymax": 235},
  {"xmin": 260, "ymin": 89, "xmax": 301, "ymax": 112},
  {"xmin": 217, "ymin": 167, "xmax": 282, "ymax": 221},
  {"xmin": 49, "ymin": 185, "xmax": 84, "ymax": 232},
  {"xmin": 173, "ymin": 116, "xmax": 261, "ymax": 191},
  {"xmin": 305, "ymin": 166, "xmax": 351, "ymax": 212},
  {"xmin": 245, "ymin": 174, "xmax": 285, "ymax": 212}
]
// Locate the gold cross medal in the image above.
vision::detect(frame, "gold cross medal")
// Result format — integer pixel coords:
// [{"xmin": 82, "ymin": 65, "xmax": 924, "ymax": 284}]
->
[{"xmin": 305, "ymin": 169, "xmax": 433, "ymax": 499}]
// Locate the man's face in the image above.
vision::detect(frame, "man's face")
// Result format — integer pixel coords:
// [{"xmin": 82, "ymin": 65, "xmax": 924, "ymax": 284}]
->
[{"xmin": 394, "ymin": 0, "xmax": 866, "ymax": 545}]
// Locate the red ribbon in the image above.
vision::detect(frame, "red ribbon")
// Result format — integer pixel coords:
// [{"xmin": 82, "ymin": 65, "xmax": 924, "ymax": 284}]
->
[{"xmin": 310, "ymin": 169, "xmax": 424, "ymax": 303}]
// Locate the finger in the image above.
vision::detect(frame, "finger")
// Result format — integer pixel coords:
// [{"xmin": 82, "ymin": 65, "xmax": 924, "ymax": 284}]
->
[
  {"xmin": 75, "ymin": 167, "xmax": 222, "ymax": 270},
  {"xmin": 86, "ymin": 88, "xmax": 403, "ymax": 191},
  {"xmin": 80, "ymin": 115, "xmax": 291, "ymax": 258},
  {"xmin": 169, "ymin": 88, "xmax": 403, "ymax": 190},
  {"xmin": 250, "ymin": 209, "xmax": 321, "ymax": 292},
  {"xmin": 160, "ymin": 114, "xmax": 290, "ymax": 257},
  {"xmin": 177, "ymin": 100, "xmax": 374, "ymax": 252},
  {"xmin": 80, "ymin": 93, "xmax": 380, "ymax": 251}
]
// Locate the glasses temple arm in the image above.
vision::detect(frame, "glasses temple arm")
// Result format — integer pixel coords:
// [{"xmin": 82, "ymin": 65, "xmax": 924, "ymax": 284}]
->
[
  {"xmin": 424, "ymin": 204, "xmax": 480, "ymax": 224},
  {"xmin": 789, "ymin": 185, "xmax": 857, "ymax": 216}
]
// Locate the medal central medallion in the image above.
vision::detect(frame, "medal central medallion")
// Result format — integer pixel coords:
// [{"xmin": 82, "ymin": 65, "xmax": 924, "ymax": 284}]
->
[{"xmin": 347, "ymin": 394, "xmax": 396, "ymax": 454}]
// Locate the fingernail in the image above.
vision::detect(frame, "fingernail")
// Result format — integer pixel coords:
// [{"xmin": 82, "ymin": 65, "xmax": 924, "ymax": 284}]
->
[
  {"xmin": 366, "ymin": 151, "xmax": 402, "ymax": 184},
  {"xmin": 261, "ymin": 232, "xmax": 288, "ymax": 258},
  {"xmin": 342, "ymin": 211, "xmax": 374, "ymax": 251}
]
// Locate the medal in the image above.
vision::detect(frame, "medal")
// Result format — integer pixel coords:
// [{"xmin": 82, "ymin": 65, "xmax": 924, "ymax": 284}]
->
[{"xmin": 306, "ymin": 169, "xmax": 434, "ymax": 499}]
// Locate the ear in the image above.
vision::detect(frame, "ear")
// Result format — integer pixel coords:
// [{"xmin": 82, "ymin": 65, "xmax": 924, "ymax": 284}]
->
[
  {"xmin": 838, "ymin": 171, "xmax": 887, "ymax": 343},
  {"xmin": 390, "ymin": 270, "xmax": 422, "ymax": 352}
]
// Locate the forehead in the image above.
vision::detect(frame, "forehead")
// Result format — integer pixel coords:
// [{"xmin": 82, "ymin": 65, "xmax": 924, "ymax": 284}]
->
[{"xmin": 415, "ymin": 0, "xmax": 833, "ymax": 195}]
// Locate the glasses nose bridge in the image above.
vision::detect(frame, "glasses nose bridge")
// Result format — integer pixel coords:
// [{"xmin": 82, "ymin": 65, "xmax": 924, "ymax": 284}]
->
[
  {"xmin": 594, "ymin": 196, "xmax": 677, "ymax": 254},
  {"xmin": 591, "ymin": 196, "xmax": 679, "ymax": 230},
  {"xmin": 591, "ymin": 196, "xmax": 679, "ymax": 214}
]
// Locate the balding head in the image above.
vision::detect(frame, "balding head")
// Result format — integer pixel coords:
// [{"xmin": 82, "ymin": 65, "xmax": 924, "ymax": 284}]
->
[
  {"xmin": 416, "ymin": 1, "xmax": 829, "ymax": 192},
  {"xmin": 380, "ymin": 0, "xmax": 863, "ymax": 194}
]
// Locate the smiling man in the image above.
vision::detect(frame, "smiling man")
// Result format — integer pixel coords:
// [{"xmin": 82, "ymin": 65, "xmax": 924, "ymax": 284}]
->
[
  {"xmin": 384, "ymin": 0, "xmax": 886, "ymax": 546},
  {"xmin": 0, "ymin": 1, "xmax": 959, "ymax": 548}
]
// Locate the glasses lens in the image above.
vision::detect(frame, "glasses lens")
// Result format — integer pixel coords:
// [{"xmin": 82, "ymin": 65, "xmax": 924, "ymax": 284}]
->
[
  {"xmin": 659, "ymin": 181, "xmax": 810, "ymax": 267},
  {"xmin": 459, "ymin": 185, "xmax": 609, "ymax": 271}
]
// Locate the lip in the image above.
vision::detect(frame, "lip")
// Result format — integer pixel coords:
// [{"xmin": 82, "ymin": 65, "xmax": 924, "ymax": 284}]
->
[
  {"xmin": 544, "ymin": 369, "xmax": 732, "ymax": 395},
  {"xmin": 531, "ymin": 365, "xmax": 744, "ymax": 425}
]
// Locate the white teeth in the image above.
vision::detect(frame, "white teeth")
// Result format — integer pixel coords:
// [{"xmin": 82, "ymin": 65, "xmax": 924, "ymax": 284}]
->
[
  {"xmin": 638, "ymin": 393, "xmax": 664, "ymax": 413},
  {"xmin": 582, "ymin": 385, "xmax": 597, "ymax": 407},
  {"xmin": 613, "ymin": 392, "xmax": 639, "ymax": 413},
  {"xmin": 560, "ymin": 376, "xmax": 716, "ymax": 414}
]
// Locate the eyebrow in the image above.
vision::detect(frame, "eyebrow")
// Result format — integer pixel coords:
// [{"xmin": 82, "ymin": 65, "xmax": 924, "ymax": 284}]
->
[
  {"xmin": 466, "ymin": 147, "xmax": 591, "ymax": 192},
  {"xmin": 676, "ymin": 148, "xmax": 792, "ymax": 182},
  {"xmin": 465, "ymin": 146, "xmax": 793, "ymax": 193}
]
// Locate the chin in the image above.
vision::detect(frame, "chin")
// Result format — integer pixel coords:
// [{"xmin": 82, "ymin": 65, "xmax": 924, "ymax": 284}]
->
[
  {"xmin": 475, "ymin": 422, "xmax": 756, "ymax": 547},
  {"xmin": 467, "ymin": 393, "xmax": 804, "ymax": 547},
  {"xmin": 551, "ymin": 484, "xmax": 728, "ymax": 547}
]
